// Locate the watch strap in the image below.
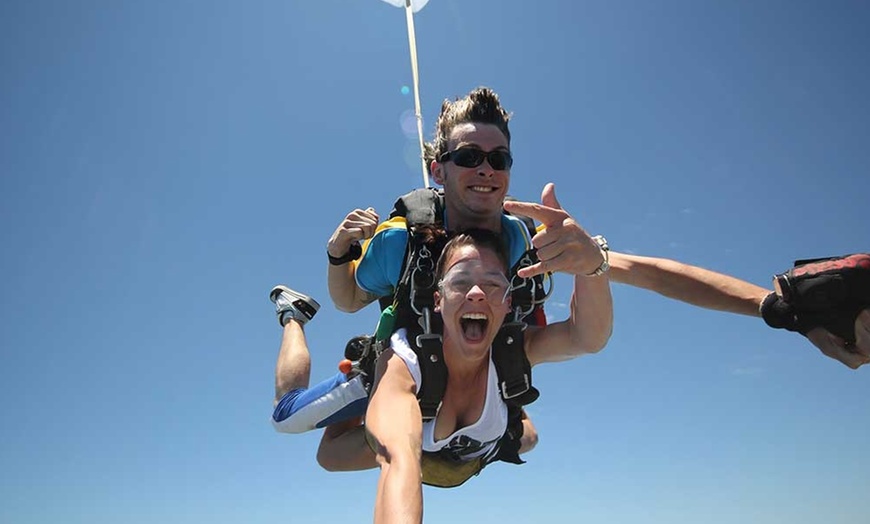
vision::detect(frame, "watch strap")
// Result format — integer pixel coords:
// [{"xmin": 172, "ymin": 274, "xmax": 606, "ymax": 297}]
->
[{"xmin": 328, "ymin": 242, "xmax": 363, "ymax": 266}]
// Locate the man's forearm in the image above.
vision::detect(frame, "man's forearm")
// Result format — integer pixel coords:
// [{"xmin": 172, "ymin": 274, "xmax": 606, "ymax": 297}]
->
[
  {"xmin": 326, "ymin": 207, "xmax": 382, "ymax": 313},
  {"xmin": 569, "ymin": 273, "xmax": 613, "ymax": 353},
  {"xmin": 328, "ymin": 263, "xmax": 372, "ymax": 313},
  {"xmin": 608, "ymin": 252, "xmax": 769, "ymax": 317}
]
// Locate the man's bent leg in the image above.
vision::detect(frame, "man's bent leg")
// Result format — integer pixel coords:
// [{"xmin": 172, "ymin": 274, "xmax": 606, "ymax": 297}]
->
[
  {"xmin": 317, "ymin": 417, "xmax": 378, "ymax": 471},
  {"xmin": 270, "ymin": 285, "xmax": 321, "ymax": 403}
]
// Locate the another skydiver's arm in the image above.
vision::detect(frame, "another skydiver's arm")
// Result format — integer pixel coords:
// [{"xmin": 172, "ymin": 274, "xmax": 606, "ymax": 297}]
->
[
  {"xmin": 327, "ymin": 208, "xmax": 381, "ymax": 312},
  {"xmin": 607, "ymin": 252, "xmax": 769, "ymax": 317},
  {"xmin": 607, "ymin": 252, "xmax": 870, "ymax": 369},
  {"xmin": 365, "ymin": 349, "xmax": 424, "ymax": 524}
]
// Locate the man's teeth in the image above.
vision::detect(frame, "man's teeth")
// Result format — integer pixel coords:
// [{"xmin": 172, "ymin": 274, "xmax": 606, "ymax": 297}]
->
[
  {"xmin": 470, "ymin": 186, "xmax": 494, "ymax": 193},
  {"xmin": 462, "ymin": 313, "xmax": 488, "ymax": 320}
]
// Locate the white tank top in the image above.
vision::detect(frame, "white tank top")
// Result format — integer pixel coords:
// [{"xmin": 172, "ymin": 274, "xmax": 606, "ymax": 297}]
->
[{"xmin": 390, "ymin": 329, "xmax": 508, "ymax": 460}]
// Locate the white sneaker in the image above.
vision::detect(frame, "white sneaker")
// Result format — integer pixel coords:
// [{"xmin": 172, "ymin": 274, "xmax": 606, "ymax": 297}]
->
[{"xmin": 269, "ymin": 285, "xmax": 321, "ymax": 327}]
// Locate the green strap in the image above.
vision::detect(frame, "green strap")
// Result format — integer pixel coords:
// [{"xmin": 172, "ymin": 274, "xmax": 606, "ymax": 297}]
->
[{"xmin": 375, "ymin": 304, "xmax": 397, "ymax": 342}]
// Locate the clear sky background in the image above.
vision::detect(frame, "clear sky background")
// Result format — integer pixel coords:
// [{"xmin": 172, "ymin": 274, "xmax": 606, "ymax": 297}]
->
[{"xmin": 2, "ymin": 1, "xmax": 868, "ymax": 523}]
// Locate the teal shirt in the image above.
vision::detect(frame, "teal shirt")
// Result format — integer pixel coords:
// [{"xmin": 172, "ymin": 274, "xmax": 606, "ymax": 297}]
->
[{"xmin": 356, "ymin": 213, "xmax": 534, "ymax": 297}]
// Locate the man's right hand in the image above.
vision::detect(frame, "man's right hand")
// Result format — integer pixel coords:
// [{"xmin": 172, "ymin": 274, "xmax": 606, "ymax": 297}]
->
[{"xmin": 327, "ymin": 207, "xmax": 380, "ymax": 258}]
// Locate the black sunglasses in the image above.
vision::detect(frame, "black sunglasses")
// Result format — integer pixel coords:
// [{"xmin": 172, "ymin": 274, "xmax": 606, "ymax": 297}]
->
[{"xmin": 438, "ymin": 147, "xmax": 513, "ymax": 170}]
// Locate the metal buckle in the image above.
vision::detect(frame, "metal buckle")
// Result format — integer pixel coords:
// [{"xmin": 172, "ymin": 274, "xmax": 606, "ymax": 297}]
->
[
  {"xmin": 500, "ymin": 374, "xmax": 530, "ymax": 400},
  {"xmin": 409, "ymin": 245, "xmax": 434, "ymax": 316},
  {"xmin": 420, "ymin": 401, "xmax": 442, "ymax": 422}
]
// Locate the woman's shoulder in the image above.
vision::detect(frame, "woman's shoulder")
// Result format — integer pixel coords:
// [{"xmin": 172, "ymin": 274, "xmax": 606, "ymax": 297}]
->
[{"xmin": 387, "ymin": 329, "xmax": 422, "ymax": 391}]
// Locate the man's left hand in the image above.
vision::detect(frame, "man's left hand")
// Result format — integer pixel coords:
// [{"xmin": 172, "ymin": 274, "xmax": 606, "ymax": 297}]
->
[{"xmin": 503, "ymin": 183, "xmax": 604, "ymax": 279}]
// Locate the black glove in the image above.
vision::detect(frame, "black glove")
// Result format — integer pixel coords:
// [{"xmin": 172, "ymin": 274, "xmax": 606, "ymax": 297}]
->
[{"xmin": 761, "ymin": 254, "xmax": 870, "ymax": 344}]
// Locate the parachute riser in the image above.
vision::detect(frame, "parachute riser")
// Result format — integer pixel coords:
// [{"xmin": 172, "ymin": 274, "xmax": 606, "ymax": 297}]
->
[{"xmin": 403, "ymin": 0, "xmax": 429, "ymax": 188}]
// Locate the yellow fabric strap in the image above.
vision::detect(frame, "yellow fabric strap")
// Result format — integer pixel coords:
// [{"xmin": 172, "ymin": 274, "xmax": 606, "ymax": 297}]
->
[{"xmin": 420, "ymin": 452, "xmax": 485, "ymax": 488}]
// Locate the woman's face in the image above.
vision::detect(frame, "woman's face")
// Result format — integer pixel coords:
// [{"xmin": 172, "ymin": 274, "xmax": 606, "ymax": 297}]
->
[{"xmin": 436, "ymin": 244, "xmax": 512, "ymax": 358}]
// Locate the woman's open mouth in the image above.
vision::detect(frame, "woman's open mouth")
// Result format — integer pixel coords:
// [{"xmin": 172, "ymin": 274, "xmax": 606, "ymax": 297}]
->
[{"xmin": 460, "ymin": 312, "xmax": 489, "ymax": 343}]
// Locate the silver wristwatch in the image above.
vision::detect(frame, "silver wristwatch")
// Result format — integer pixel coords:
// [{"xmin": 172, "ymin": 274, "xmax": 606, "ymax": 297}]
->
[{"xmin": 586, "ymin": 235, "xmax": 610, "ymax": 277}]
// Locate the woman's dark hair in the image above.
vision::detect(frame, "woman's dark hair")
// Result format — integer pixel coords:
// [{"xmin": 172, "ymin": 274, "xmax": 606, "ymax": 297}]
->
[{"xmin": 435, "ymin": 228, "xmax": 510, "ymax": 280}]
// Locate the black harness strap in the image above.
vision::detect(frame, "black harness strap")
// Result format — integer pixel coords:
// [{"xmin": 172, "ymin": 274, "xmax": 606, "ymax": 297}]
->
[
  {"xmin": 385, "ymin": 189, "xmax": 449, "ymax": 420},
  {"xmin": 378, "ymin": 188, "xmax": 444, "ymax": 313},
  {"xmin": 486, "ymin": 249, "xmax": 547, "ymax": 411},
  {"xmin": 415, "ymin": 332, "xmax": 446, "ymax": 420},
  {"xmin": 492, "ymin": 321, "xmax": 539, "ymax": 405},
  {"xmin": 492, "ymin": 406, "xmax": 527, "ymax": 465}
]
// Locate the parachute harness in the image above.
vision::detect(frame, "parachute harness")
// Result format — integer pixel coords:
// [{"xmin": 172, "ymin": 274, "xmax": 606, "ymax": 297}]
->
[
  {"xmin": 509, "ymin": 251, "xmax": 554, "ymax": 322},
  {"xmin": 342, "ymin": 188, "xmax": 546, "ymax": 472}
]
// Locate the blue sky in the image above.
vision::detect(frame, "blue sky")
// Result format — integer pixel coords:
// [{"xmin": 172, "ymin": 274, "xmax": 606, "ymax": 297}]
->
[{"xmin": 2, "ymin": 1, "xmax": 868, "ymax": 523}]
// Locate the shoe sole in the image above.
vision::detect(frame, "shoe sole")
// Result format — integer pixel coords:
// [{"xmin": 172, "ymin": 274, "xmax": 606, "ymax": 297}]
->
[{"xmin": 270, "ymin": 285, "xmax": 321, "ymax": 321}]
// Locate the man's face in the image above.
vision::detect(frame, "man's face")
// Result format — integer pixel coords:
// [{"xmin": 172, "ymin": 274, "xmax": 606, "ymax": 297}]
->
[{"xmin": 432, "ymin": 123, "xmax": 511, "ymax": 221}]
